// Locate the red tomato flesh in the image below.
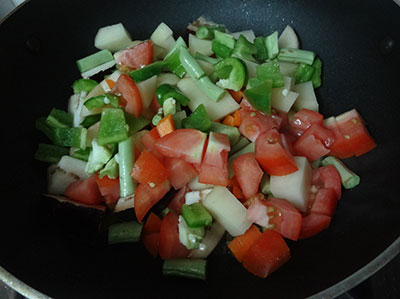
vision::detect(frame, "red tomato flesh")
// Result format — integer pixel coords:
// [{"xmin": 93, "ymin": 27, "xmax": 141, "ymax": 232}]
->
[
  {"xmin": 115, "ymin": 40, "xmax": 154, "ymax": 70},
  {"xmin": 228, "ymin": 225, "xmax": 262, "ymax": 263},
  {"xmin": 163, "ymin": 157, "xmax": 197, "ymax": 190},
  {"xmin": 312, "ymin": 165, "xmax": 342, "ymax": 200},
  {"xmin": 167, "ymin": 185, "xmax": 188, "ymax": 214},
  {"xmin": 131, "ymin": 150, "xmax": 168, "ymax": 186},
  {"xmin": 65, "ymin": 176, "xmax": 103, "ymax": 205},
  {"xmin": 290, "ymin": 109, "xmax": 323, "ymax": 136},
  {"xmin": 242, "ymin": 229, "xmax": 291, "ymax": 278},
  {"xmin": 112, "ymin": 74, "xmax": 142, "ymax": 118},
  {"xmin": 310, "ymin": 188, "xmax": 338, "ymax": 217},
  {"xmin": 232, "ymin": 153, "xmax": 263, "ymax": 199},
  {"xmin": 294, "ymin": 133, "xmax": 330, "ymax": 162},
  {"xmin": 159, "ymin": 212, "xmax": 190, "ymax": 259},
  {"xmin": 299, "ymin": 213, "xmax": 331, "ymax": 239},
  {"xmin": 95, "ymin": 175, "xmax": 120, "ymax": 208},
  {"xmin": 239, "ymin": 110, "xmax": 276, "ymax": 142}
]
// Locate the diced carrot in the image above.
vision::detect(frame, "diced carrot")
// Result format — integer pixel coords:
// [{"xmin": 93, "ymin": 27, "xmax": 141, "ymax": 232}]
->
[
  {"xmin": 233, "ymin": 110, "xmax": 242, "ymax": 127},
  {"xmin": 223, "ymin": 115, "xmax": 235, "ymax": 127},
  {"xmin": 228, "ymin": 89, "xmax": 244, "ymax": 102},
  {"xmin": 156, "ymin": 114, "xmax": 175, "ymax": 137},
  {"xmin": 105, "ymin": 79, "xmax": 115, "ymax": 90},
  {"xmin": 228, "ymin": 225, "xmax": 262, "ymax": 262}
]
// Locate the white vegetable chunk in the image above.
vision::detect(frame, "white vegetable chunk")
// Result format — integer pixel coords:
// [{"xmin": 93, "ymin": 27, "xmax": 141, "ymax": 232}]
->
[
  {"xmin": 81, "ymin": 60, "xmax": 116, "ymax": 79},
  {"xmin": 231, "ymin": 30, "xmax": 256, "ymax": 43},
  {"xmin": 185, "ymin": 189, "xmax": 213, "ymax": 205},
  {"xmin": 188, "ymin": 176, "xmax": 214, "ymax": 191},
  {"xmin": 157, "ymin": 73, "xmax": 180, "ymax": 87},
  {"xmin": 94, "ymin": 23, "xmax": 133, "ymax": 52},
  {"xmin": 57, "ymin": 156, "xmax": 90, "ymax": 180},
  {"xmin": 114, "ymin": 195, "xmax": 135, "ymax": 213},
  {"xmin": 189, "ymin": 34, "xmax": 213, "ymax": 56},
  {"xmin": 47, "ymin": 165, "xmax": 79, "ymax": 195},
  {"xmin": 136, "ymin": 75, "xmax": 158, "ymax": 109},
  {"xmin": 292, "ymin": 81, "xmax": 319, "ymax": 112},
  {"xmin": 177, "ymin": 78, "xmax": 240, "ymax": 121},
  {"xmin": 197, "ymin": 60, "xmax": 214, "ymax": 76},
  {"xmin": 271, "ymin": 89, "xmax": 299, "ymax": 113},
  {"xmin": 189, "ymin": 221, "xmax": 225, "ymax": 258},
  {"xmin": 202, "ymin": 186, "xmax": 251, "ymax": 236},
  {"xmin": 270, "ymin": 156, "xmax": 312, "ymax": 212},
  {"xmin": 278, "ymin": 25, "xmax": 300, "ymax": 49},
  {"xmin": 279, "ymin": 61, "xmax": 298, "ymax": 76},
  {"xmin": 151, "ymin": 22, "xmax": 175, "ymax": 51}
]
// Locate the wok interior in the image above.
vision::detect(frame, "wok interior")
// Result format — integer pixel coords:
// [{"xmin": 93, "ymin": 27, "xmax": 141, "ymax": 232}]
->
[{"xmin": 0, "ymin": 0, "xmax": 399, "ymax": 297}]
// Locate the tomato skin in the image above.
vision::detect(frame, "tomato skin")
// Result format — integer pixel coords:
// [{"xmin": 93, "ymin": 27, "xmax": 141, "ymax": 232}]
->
[
  {"xmin": 159, "ymin": 212, "xmax": 190, "ymax": 260},
  {"xmin": 131, "ymin": 150, "xmax": 168, "ymax": 186},
  {"xmin": 115, "ymin": 40, "xmax": 154, "ymax": 70},
  {"xmin": 312, "ymin": 165, "xmax": 342, "ymax": 200},
  {"xmin": 155, "ymin": 129, "xmax": 207, "ymax": 164},
  {"xmin": 242, "ymin": 229, "xmax": 291, "ymax": 278},
  {"xmin": 255, "ymin": 129, "xmax": 298, "ymax": 176},
  {"xmin": 232, "ymin": 153, "xmax": 263, "ymax": 199},
  {"xmin": 239, "ymin": 110, "xmax": 276, "ymax": 142},
  {"xmin": 228, "ymin": 225, "xmax": 262, "ymax": 262},
  {"xmin": 134, "ymin": 180, "xmax": 171, "ymax": 223},
  {"xmin": 291, "ymin": 109, "xmax": 323, "ymax": 136},
  {"xmin": 310, "ymin": 188, "xmax": 338, "ymax": 217},
  {"xmin": 95, "ymin": 175, "xmax": 120, "ymax": 208},
  {"xmin": 198, "ymin": 163, "xmax": 229, "ymax": 186},
  {"xmin": 294, "ymin": 133, "xmax": 330, "ymax": 162},
  {"xmin": 141, "ymin": 128, "xmax": 160, "ymax": 151},
  {"xmin": 163, "ymin": 157, "xmax": 197, "ymax": 190},
  {"xmin": 65, "ymin": 176, "xmax": 103, "ymax": 205},
  {"xmin": 142, "ymin": 212, "xmax": 162, "ymax": 234},
  {"xmin": 113, "ymin": 74, "xmax": 142, "ymax": 118},
  {"xmin": 167, "ymin": 185, "xmax": 188, "ymax": 214},
  {"xmin": 299, "ymin": 213, "xmax": 331, "ymax": 239}
]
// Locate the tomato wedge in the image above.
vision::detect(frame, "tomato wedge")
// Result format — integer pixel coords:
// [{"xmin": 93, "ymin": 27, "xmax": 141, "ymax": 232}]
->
[
  {"xmin": 239, "ymin": 110, "xmax": 276, "ymax": 142},
  {"xmin": 164, "ymin": 157, "xmax": 197, "ymax": 190},
  {"xmin": 310, "ymin": 188, "xmax": 338, "ymax": 217},
  {"xmin": 142, "ymin": 212, "xmax": 162, "ymax": 257},
  {"xmin": 167, "ymin": 185, "xmax": 188, "ymax": 214},
  {"xmin": 312, "ymin": 165, "xmax": 342, "ymax": 200},
  {"xmin": 232, "ymin": 153, "xmax": 263, "ymax": 199},
  {"xmin": 115, "ymin": 40, "xmax": 154, "ymax": 70},
  {"xmin": 131, "ymin": 150, "xmax": 168, "ymax": 186},
  {"xmin": 242, "ymin": 229, "xmax": 290, "ymax": 278},
  {"xmin": 159, "ymin": 212, "xmax": 190, "ymax": 259},
  {"xmin": 299, "ymin": 213, "xmax": 332, "ymax": 239},
  {"xmin": 290, "ymin": 109, "xmax": 323, "ymax": 136},
  {"xmin": 95, "ymin": 175, "xmax": 120, "ymax": 208},
  {"xmin": 65, "ymin": 176, "xmax": 103, "ymax": 205},
  {"xmin": 228, "ymin": 225, "xmax": 262, "ymax": 262},
  {"xmin": 113, "ymin": 74, "xmax": 142, "ymax": 118}
]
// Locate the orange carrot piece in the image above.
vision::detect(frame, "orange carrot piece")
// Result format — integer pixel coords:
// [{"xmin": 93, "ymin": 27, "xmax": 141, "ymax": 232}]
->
[
  {"xmin": 156, "ymin": 114, "xmax": 175, "ymax": 137},
  {"xmin": 228, "ymin": 89, "xmax": 244, "ymax": 102},
  {"xmin": 105, "ymin": 79, "xmax": 115, "ymax": 90},
  {"xmin": 222, "ymin": 115, "xmax": 235, "ymax": 127},
  {"xmin": 228, "ymin": 225, "xmax": 262, "ymax": 262},
  {"xmin": 233, "ymin": 110, "xmax": 241, "ymax": 127}
]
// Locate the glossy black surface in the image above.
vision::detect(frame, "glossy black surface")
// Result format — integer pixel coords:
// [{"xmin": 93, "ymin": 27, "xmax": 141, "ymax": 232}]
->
[{"xmin": 0, "ymin": 0, "xmax": 399, "ymax": 298}]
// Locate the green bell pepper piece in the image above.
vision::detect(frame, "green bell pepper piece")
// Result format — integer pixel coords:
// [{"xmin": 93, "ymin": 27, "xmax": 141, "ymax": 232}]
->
[
  {"xmin": 164, "ymin": 37, "xmax": 188, "ymax": 78},
  {"xmin": 181, "ymin": 203, "xmax": 213, "ymax": 228},
  {"xmin": 34, "ymin": 143, "xmax": 69, "ymax": 163},
  {"xmin": 244, "ymin": 78, "xmax": 273, "ymax": 114},
  {"xmin": 254, "ymin": 37, "xmax": 268, "ymax": 62},
  {"xmin": 129, "ymin": 61, "xmax": 165, "ymax": 82},
  {"xmin": 233, "ymin": 34, "xmax": 256, "ymax": 62},
  {"xmin": 214, "ymin": 57, "xmax": 246, "ymax": 92},
  {"xmin": 256, "ymin": 59, "xmax": 284, "ymax": 88},
  {"xmin": 124, "ymin": 113, "xmax": 150, "ymax": 136},
  {"xmin": 46, "ymin": 108, "xmax": 73, "ymax": 128},
  {"xmin": 80, "ymin": 114, "xmax": 101, "ymax": 128},
  {"xmin": 212, "ymin": 31, "xmax": 236, "ymax": 58},
  {"xmin": 72, "ymin": 147, "xmax": 92, "ymax": 162},
  {"xmin": 311, "ymin": 58, "xmax": 323, "ymax": 88},
  {"xmin": 84, "ymin": 94, "xmax": 120, "ymax": 110},
  {"xmin": 72, "ymin": 79, "xmax": 98, "ymax": 94},
  {"xmin": 182, "ymin": 104, "xmax": 212, "ymax": 133},
  {"xmin": 156, "ymin": 84, "xmax": 190, "ymax": 106},
  {"xmin": 52, "ymin": 127, "xmax": 87, "ymax": 149},
  {"xmin": 97, "ymin": 108, "xmax": 129, "ymax": 146}
]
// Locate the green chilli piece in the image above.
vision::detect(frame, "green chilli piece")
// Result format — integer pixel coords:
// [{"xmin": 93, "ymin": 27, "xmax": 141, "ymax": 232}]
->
[
  {"xmin": 80, "ymin": 114, "xmax": 101, "ymax": 128},
  {"xmin": 156, "ymin": 84, "xmax": 190, "ymax": 106},
  {"xmin": 233, "ymin": 34, "xmax": 256, "ymax": 62},
  {"xmin": 52, "ymin": 127, "xmax": 87, "ymax": 149},
  {"xmin": 34, "ymin": 144, "xmax": 69, "ymax": 163},
  {"xmin": 254, "ymin": 36, "xmax": 268, "ymax": 62},
  {"xmin": 129, "ymin": 61, "xmax": 165, "ymax": 82},
  {"xmin": 84, "ymin": 94, "xmax": 120, "ymax": 110},
  {"xmin": 97, "ymin": 108, "xmax": 129, "ymax": 146},
  {"xmin": 163, "ymin": 259, "xmax": 207, "ymax": 280},
  {"xmin": 194, "ymin": 52, "xmax": 222, "ymax": 65},
  {"xmin": 214, "ymin": 57, "xmax": 246, "ymax": 92},
  {"xmin": 118, "ymin": 137, "xmax": 135, "ymax": 197},
  {"xmin": 311, "ymin": 58, "xmax": 323, "ymax": 88},
  {"xmin": 196, "ymin": 25, "xmax": 225, "ymax": 40},
  {"xmin": 164, "ymin": 37, "xmax": 188, "ymax": 78},
  {"xmin": 265, "ymin": 31, "xmax": 279, "ymax": 59},
  {"xmin": 181, "ymin": 203, "xmax": 213, "ymax": 228},
  {"xmin": 72, "ymin": 148, "xmax": 92, "ymax": 162},
  {"xmin": 244, "ymin": 78, "xmax": 273, "ymax": 114},
  {"xmin": 76, "ymin": 49, "xmax": 114, "ymax": 73},
  {"xmin": 72, "ymin": 79, "xmax": 98, "ymax": 94},
  {"xmin": 321, "ymin": 156, "xmax": 360, "ymax": 189},
  {"xmin": 196, "ymin": 76, "xmax": 226, "ymax": 102},
  {"xmin": 256, "ymin": 59, "xmax": 284, "ymax": 88},
  {"xmin": 108, "ymin": 221, "xmax": 143, "ymax": 245},
  {"xmin": 46, "ymin": 108, "xmax": 73, "ymax": 128},
  {"xmin": 182, "ymin": 104, "xmax": 212, "ymax": 133},
  {"xmin": 212, "ymin": 31, "xmax": 236, "ymax": 58},
  {"xmin": 99, "ymin": 156, "xmax": 119, "ymax": 179},
  {"xmin": 278, "ymin": 48, "xmax": 316, "ymax": 65},
  {"xmin": 179, "ymin": 47, "xmax": 206, "ymax": 80}
]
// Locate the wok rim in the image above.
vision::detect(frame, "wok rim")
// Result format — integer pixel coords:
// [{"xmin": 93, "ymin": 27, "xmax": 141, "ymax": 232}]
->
[{"xmin": 0, "ymin": 1, "xmax": 399, "ymax": 298}]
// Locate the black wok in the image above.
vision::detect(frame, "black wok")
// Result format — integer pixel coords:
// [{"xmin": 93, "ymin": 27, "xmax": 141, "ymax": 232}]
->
[{"xmin": 0, "ymin": 0, "xmax": 399, "ymax": 298}]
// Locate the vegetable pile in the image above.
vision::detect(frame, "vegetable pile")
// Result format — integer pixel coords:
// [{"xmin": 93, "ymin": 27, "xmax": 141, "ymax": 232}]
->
[{"xmin": 35, "ymin": 18, "xmax": 377, "ymax": 280}]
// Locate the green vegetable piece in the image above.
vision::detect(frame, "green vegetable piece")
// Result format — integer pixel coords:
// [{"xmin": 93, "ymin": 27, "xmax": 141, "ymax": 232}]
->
[
  {"xmin": 97, "ymin": 108, "xmax": 128, "ymax": 146},
  {"xmin": 196, "ymin": 25, "xmax": 225, "ymax": 40},
  {"xmin": 311, "ymin": 157, "xmax": 322, "ymax": 169},
  {"xmin": 72, "ymin": 148, "xmax": 92, "ymax": 162},
  {"xmin": 172, "ymin": 110, "xmax": 187, "ymax": 129},
  {"xmin": 231, "ymin": 136, "xmax": 250, "ymax": 154},
  {"xmin": 52, "ymin": 127, "xmax": 87, "ymax": 149},
  {"xmin": 84, "ymin": 94, "xmax": 120, "ymax": 110},
  {"xmin": 179, "ymin": 47, "xmax": 206, "ymax": 80},
  {"xmin": 321, "ymin": 156, "xmax": 360, "ymax": 189},
  {"xmin": 163, "ymin": 98, "xmax": 177, "ymax": 115},
  {"xmin": 254, "ymin": 36, "xmax": 268, "ymax": 62},
  {"xmin": 178, "ymin": 216, "xmax": 205, "ymax": 249},
  {"xmin": 99, "ymin": 156, "xmax": 119, "ymax": 179},
  {"xmin": 210, "ymin": 122, "xmax": 240, "ymax": 146},
  {"xmin": 293, "ymin": 63, "xmax": 315, "ymax": 84},
  {"xmin": 278, "ymin": 48, "xmax": 316, "ymax": 65},
  {"xmin": 36, "ymin": 117, "xmax": 54, "ymax": 141},
  {"xmin": 164, "ymin": 37, "xmax": 188, "ymax": 78},
  {"xmin": 212, "ymin": 31, "xmax": 236, "ymax": 58},
  {"xmin": 124, "ymin": 113, "xmax": 150, "ymax": 136},
  {"xmin": 194, "ymin": 52, "xmax": 222, "ymax": 65},
  {"xmin": 181, "ymin": 203, "xmax": 212, "ymax": 228},
  {"xmin": 108, "ymin": 221, "xmax": 143, "ymax": 245},
  {"xmin": 34, "ymin": 143, "xmax": 69, "ymax": 164},
  {"xmin": 86, "ymin": 139, "xmax": 112, "ymax": 174},
  {"xmin": 244, "ymin": 79, "xmax": 273, "ymax": 114},
  {"xmin": 196, "ymin": 76, "xmax": 226, "ymax": 102},
  {"xmin": 265, "ymin": 31, "xmax": 279, "ymax": 59},
  {"xmin": 152, "ymin": 112, "xmax": 163, "ymax": 126},
  {"xmin": 129, "ymin": 61, "xmax": 165, "ymax": 82},
  {"xmin": 163, "ymin": 259, "xmax": 206, "ymax": 280},
  {"xmin": 182, "ymin": 104, "xmax": 212, "ymax": 133},
  {"xmin": 72, "ymin": 79, "xmax": 98, "ymax": 94},
  {"xmin": 76, "ymin": 49, "xmax": 114, "ymax": 73},
  {"xmin": 156, "ymin": 84, "xmax": 190, "ymax": 106},
  {"xmin": 118, "ymin": 137, "xmax": 135, "ymax": 197},
  {"xmin": 80, "ymin": 114, "xmax": 101, "ymax": 128},
  {"xmin": 311, "ymin": 58, "xmax": 323, "ymax": 88},
  {"xmin": 260, "ymin": 174, "xmax": 272, "ymax": 195},
  {"xmin": 46, "ymin": 108, "xmax": 73, "ymax": 128},
  {"xmin": 214, "ymin": 57, "xmax": 246, "ymax": 92},
  {"xmin": 256, "ymin": 59, "xmax": 284, "ymax": 88},
  {"xmin": 233, "ymin": 34, "xmax": 256, "ymax": 62}
]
